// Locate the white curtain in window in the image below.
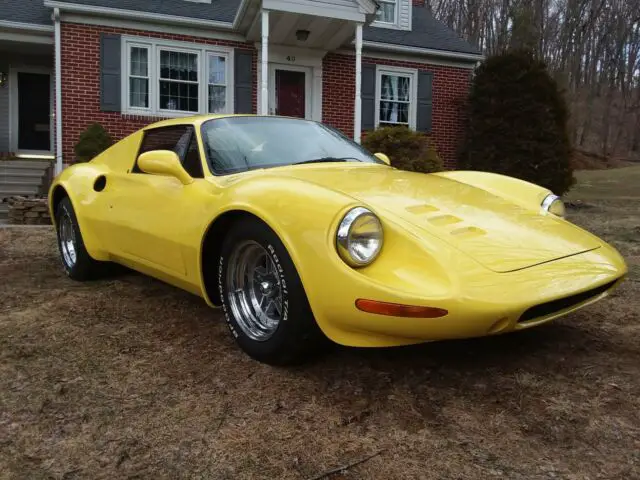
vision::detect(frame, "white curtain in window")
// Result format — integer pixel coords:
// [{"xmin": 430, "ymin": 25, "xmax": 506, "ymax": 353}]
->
[
  {"xmin": 380, "ymin": 74, "xmax": 410, "ymax": 125},
  {"xmin": 376, "ymin": 0, "xmax": 396, "ymax": 23}
]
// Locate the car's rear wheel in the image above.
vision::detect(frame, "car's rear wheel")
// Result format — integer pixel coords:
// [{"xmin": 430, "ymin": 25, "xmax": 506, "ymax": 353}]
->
[
  {"xmin": 218, "ymin": 218, "xmax": 327, "ymax": 365},
  {"xmin": 55, "ymin": 197, "xmax": 104, "ymax": 281}
]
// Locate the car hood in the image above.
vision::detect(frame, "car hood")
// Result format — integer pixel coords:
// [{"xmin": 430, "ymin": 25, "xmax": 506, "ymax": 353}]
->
[{"xmin": 267, "ymin": 164, "xmax": 600, "ymax": 273}]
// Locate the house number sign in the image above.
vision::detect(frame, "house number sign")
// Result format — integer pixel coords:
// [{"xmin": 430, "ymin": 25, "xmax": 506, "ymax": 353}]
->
[{"xmin": 286, "ymin": 56, "xmax": 296, "ymax": 62}]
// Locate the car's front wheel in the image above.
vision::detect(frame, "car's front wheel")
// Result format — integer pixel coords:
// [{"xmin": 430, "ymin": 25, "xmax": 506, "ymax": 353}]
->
[{"xmin": 218, "ymin": 218, "xmax": 327, "ymax": 365}]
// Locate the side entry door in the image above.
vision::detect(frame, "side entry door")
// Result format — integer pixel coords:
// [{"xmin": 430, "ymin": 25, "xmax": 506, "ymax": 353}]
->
[{"xmin": 107, "ymin": 124, "xmax": 211, "ymax": 285}]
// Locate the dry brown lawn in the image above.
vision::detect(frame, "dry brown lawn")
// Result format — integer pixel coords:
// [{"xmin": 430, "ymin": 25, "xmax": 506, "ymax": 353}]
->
[{"xmin": 1, "ymin": 167, "xmax": 639, "ymax": 480}]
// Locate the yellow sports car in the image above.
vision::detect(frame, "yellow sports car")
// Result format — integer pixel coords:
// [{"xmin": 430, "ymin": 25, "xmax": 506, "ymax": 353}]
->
[{"xmin": 49, "ymin": 115, "xmax": 627, "ymax": 364}]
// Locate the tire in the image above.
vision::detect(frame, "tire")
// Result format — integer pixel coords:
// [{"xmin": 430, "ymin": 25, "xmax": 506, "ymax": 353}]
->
[
  {"xmin": 218, "ymin": 218, "xmax": 327, "ymax": 365},
  {"xmin": 55, "ymin": 197, "xmax": 104, "ymax": 281}
]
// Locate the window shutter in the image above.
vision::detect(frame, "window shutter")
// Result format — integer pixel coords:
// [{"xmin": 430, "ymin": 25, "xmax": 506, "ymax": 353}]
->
[
  {"xmin": 100, "ymin": 34, "xmax": 121, "ymax": 112},
  {"xmin": 234, "ymin": 50, "xmax": 254, "ymax": 114},
  {"xmin": 361, "ymin": 64, "xmax": 376, "ymax": 131},
  {"xmin": 416, "ymin": 71, "xmax": 433, "ymax": 133}
]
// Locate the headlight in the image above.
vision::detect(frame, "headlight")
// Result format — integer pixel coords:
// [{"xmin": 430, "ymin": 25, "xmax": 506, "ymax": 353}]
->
[
  {"xmin": 541, "ymin": 193, "xmax": 565, "ymax": 218},
  {"xmin": 336, "ymin": 207, "xmax": 383, "ymax": 267}
]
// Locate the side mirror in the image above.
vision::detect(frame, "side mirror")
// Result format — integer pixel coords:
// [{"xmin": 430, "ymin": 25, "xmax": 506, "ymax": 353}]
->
[
  {"xmin": 374, "ymin": 152, "xmax": 391, "ymax": 166},
  {"xmin": 137, "ymin": 150, "xmax": 193, "ymax": 185}
]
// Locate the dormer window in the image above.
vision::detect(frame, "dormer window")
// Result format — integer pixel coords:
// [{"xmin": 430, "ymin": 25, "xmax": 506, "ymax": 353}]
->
[{"xmin": 375, "ymin": 0, "xmax": 397, "ymax": 24}]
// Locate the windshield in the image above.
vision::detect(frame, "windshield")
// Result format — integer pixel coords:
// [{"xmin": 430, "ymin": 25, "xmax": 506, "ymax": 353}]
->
[{"xmin": 200, "ymin": 116, "xmax": 382, "ymax": 175}]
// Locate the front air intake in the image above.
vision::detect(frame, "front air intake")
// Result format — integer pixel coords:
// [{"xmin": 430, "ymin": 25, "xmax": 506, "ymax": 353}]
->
[{"xmin": 518, "ymin": 280, "xmax": 617, "ymax": 323}]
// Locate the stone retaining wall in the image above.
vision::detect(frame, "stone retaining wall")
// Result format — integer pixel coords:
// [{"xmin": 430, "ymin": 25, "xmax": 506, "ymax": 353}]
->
[{"xmin": 6, "ymin": 197, "xmax": 51, "ymax": 225}]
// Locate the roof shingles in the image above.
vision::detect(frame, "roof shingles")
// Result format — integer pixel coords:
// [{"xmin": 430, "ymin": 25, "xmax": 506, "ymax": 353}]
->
[
  {"xmin": 46, "ymin": 0, "xmax": 240, "ymax": 22},
  {"xmin": 1, "ymin": 1, "xmax": 479, "ymax": 56},
  {"xmin": 1, "ymin": 0, "xmax": 52, "ymax": 25},
  {"xmin": 364, "ymin": 7, "xmax": 481, "ymax": 55}
]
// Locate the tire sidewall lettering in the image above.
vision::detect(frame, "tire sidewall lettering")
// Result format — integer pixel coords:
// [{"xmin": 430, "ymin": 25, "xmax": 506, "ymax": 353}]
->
[
  {"xmin": 220, "ymin": 239, "xmax": 290, "ymax": 343},
  {"xmin": 266, "ymin": 244, "xmax": 288, "ymax": 322}
]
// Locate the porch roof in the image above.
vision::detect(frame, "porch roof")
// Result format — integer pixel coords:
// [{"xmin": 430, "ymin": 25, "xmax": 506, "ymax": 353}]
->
[
  {"xmin": 363, "ymin": 6, "xmax": 481, "ymax": 56},
  {"xmin": 1, "ymin": 0, "xmax": 52, "ymax": 25}
]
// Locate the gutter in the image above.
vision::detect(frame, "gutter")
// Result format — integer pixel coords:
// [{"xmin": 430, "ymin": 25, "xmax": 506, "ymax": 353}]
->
[
  {"xmin": 232, "ymin": 0, "xmax": 251, "ymax": 29},
  {"xmin": 43, "ymin": 0, "xmax": 235, "ymax": 30},
  {"xmin": 53, "ymin": 8, "xmax": 63, "ymax": 175},
  {"xmin": 0, "ymin": 20, "xmax": 54, "ymax": 33},
  {"xmin": 362, "ymin": 40, "xmax": 484, "ymax": 62}
]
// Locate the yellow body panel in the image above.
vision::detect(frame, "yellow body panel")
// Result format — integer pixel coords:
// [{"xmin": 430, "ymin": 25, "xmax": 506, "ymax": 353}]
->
[{"xmin": 49, "ymin": 115, "xmax": 628, "ymax": 348}]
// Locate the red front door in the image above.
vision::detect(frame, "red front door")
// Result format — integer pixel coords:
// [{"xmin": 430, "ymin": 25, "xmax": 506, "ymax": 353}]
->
[{"xmin": 275, "ymin": 70, "xmax": 306, "ymax": 118}]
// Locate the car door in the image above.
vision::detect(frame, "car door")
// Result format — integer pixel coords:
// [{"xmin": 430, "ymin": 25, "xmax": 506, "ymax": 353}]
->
[{"xmin": 106, "ymin": 124, "xmax": 212, "ymax": 289}]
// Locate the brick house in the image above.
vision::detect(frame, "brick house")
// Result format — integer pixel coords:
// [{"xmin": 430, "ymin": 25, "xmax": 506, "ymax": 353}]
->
[{"xmin": 0, "ymin": 0, "xmax": 481, "ymax": 174}]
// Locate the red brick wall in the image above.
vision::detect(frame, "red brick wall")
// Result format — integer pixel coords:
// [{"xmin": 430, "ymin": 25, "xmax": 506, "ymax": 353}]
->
[
  {"xmin": 61, "ymin": 22, "xmax": 470, "ymax": 168},
  {"xmin": 322, "ymin": 53, "xmax": 472, "ymax": 168},
  {"xmin": 322, "ymin": 54, "xmax": 356, "ymax": 136},
  {"xmin": 60, "ymin": 22, "xmax": 256, "ymax": 163}
]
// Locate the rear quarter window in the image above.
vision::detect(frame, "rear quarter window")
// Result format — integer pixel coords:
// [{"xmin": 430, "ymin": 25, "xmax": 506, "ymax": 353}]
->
[{"xmin": 134, "ymin": 125, "xmax": 204, "ymax": 178}]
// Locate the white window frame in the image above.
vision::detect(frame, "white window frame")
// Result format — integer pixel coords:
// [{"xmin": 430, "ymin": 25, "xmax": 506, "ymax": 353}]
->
[
  {"xmin": 373, "ymin": 0, "xmax": 398, "ymax": 26},
  {"xmin": 126, "ymin": 42, "xmax": 152, "ymax": 113},
  {"xmin": 375, "ymin": 65, "xmax": 418, "ymax": 130},
  {"xmin": 156, "ymin": 45, "xmax": 201, "ymax": 115},
  {"xmin": 121, "ymin": 36, "xmax": 234, "ymax": 117},
  {"xmin": 206, "ymin": 52, "xmax": 229, "ymax": 114}
]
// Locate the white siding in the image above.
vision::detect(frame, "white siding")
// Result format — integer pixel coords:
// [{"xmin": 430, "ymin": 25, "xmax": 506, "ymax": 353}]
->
[
  {"xmin": 398, "ymin": 0, "xmax": 411, "ymax": 30},
  {"xmin": 263, "ymin": 0, "xmax": 372, "ymax": 22},
  {"xmin": 372, "ymin": 0, "xmax": 412, "ymax": 31}
]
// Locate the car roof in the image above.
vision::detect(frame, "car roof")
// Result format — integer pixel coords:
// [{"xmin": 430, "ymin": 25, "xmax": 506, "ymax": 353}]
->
[
  {"xmin": 142, "ymin": 114, "xmax": 245, "ymax": 130},
  {"xmin": 143, "ymin": 114, "xmax": 318, "ymax": 130}
]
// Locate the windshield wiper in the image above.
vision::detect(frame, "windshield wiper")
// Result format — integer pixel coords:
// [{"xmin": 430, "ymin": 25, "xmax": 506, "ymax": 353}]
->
[{"xmin": 294, "ymin": 157, "xmax": 358, "ymax": 165}]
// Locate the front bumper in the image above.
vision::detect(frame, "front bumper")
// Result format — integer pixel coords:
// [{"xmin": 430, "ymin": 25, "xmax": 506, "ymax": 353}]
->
[{"xmin": 309, "ymin": 245, "xmax": 627, "ymax": 347}]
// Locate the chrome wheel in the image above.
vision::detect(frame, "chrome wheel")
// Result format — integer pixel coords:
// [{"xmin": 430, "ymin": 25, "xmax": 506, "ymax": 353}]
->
[
  {"xmin": 59, "ymin": 212, "xmax": 77, "ymax": 268},
  {"xmin": 226, "ymin": 241, "xmax": 283, "ymax": 342}
]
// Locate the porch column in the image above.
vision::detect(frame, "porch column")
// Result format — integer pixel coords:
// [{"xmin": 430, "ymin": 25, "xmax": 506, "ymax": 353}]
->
[
  {"xmin": 260, "ymin": 10, "xmax": 269, "ymax": 115},
  {"xmin": 54, "ymin": 8, "xmax": 63, "ymax": 174},
  {"xmin": 354, "ymin": 23, "xmax": 363, "ymax": 143}
]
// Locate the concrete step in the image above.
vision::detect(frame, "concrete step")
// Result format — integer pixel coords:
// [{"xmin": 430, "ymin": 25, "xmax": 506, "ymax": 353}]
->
[
  {"xmin": 0, "ymin": 160, "xmax": 52, "ymax": 169},
  {"xmin": 0, "ymin": 178, "xmax": 43, "ymax": 186},
  {"xmin": 0, "ymin": 175, "xmax": 45, "ymax": 184},
  {"xmin": 0, "ymin": 183, "xmax": 41, "ymax": 197},
  {"xmin": 0, "ymin": 171, "xmax": 45, "ymax": 180},
  {"xmin": 0, "ymin": 166, "xmax": 49, "ymax": 176}
]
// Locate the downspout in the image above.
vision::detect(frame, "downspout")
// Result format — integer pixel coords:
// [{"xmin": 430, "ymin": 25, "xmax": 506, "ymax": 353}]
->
[{"xmin": 53, "ymin": 7, "xmax": 63, "ymax": 175}]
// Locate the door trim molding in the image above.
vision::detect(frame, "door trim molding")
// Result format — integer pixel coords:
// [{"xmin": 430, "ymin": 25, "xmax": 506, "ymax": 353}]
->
[
  {"xmin": 9, "ymin": 66, "xmax": 54, "ymax": 156},
  {"xmin": 268, "ymin": 64, "xmax": 312, "ymax": 120},
  {"xmin": 257, "ymin": 46, "xmax": 323, "ymax": 122}
]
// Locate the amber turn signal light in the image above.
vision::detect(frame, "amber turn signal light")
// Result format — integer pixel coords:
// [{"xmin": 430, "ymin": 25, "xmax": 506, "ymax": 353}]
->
[{"xmin": 355, "ymin": 299, "xmax": 448, "ymax": 318}]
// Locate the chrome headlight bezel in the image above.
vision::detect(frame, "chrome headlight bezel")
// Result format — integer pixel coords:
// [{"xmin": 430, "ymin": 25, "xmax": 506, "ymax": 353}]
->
[
  {"xmin": 541, "ymin": 193, "xmax": 566, "ymax": 218},
  {"xmin": 336, "ymin": 207, "xmax": 383, "ymax": 267}
]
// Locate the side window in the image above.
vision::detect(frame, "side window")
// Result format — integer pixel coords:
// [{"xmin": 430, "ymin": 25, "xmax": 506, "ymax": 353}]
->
[
  {"xmin": 182, "ymin": 134, "xmax": 204, "ymax": 178},
  {"xmin": 135, "ymin": 125, "xmax": 204, "ymax": 178}
]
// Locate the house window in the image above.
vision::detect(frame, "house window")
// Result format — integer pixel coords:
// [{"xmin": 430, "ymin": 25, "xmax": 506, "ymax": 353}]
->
[
  {"xmin": 123, "ymin": 38, "xmax": 232, "ymax": 116},
  {"xmin": 159, "ymin": 49, "xmax": 199, "ymax": 113},
  {"xmin": 208, "ymin": 54, "xmax": 227, "ymax": 113},
  {"xmin": 375, "ymin": 67, "xmax": 417, "ymax": 129},
  {"xmin": 129, "ymin": 46, "xmax": 149, "ymax": 108},
  {"xmin": 376, "ymin": 0, "xmax": 397, "ymax": 23}
]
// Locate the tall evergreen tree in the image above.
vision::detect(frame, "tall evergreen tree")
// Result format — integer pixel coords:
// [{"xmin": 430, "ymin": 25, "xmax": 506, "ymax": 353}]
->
[{"xmin": 460, "ymin": 50, "xmax": 574, "ymax": 195}]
